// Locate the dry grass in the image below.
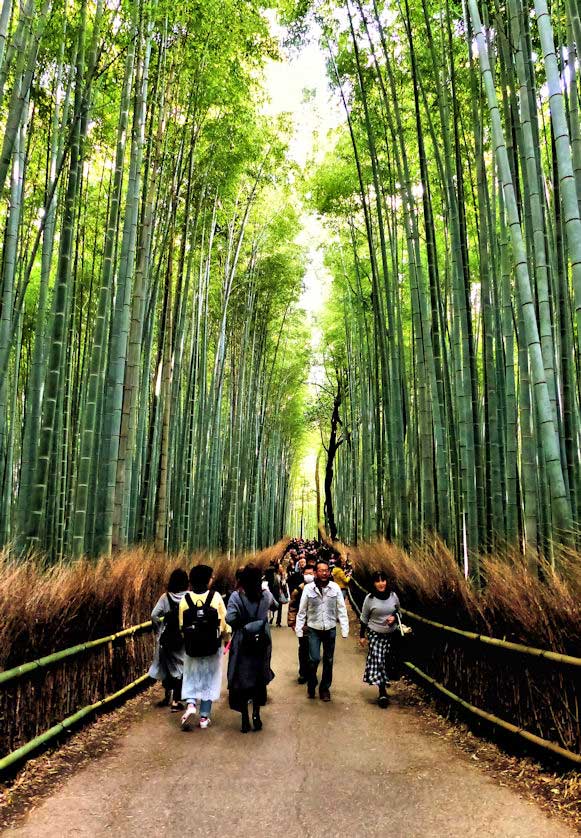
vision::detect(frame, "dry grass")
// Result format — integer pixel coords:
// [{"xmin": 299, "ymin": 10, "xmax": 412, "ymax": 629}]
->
[
  {"xmin": 0, "ymin": 539, "xmax": 289, "ymax": 755},
  {"xmin": 0, "ymin": 540, "xmax": 288, "ymax": 669},
  {"xmin": 340, "ymin": 537, "xmax": 581, "ymax": 653},
  {"xmin": 332, "ymin": 536, "xmax": 581, "ymax": 758}
]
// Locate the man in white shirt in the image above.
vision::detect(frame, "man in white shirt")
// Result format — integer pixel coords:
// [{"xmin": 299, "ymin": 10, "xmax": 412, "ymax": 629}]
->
[{"xmin": 295, "ymin": 558, "xmax": 349, "ymax": 701}]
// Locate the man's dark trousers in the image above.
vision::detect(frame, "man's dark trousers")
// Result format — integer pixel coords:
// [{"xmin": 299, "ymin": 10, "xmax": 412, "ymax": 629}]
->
[
  {"xmin": 307, "ymin": 628, "xmax": 336, "ymax": 692},
  {"xmin": 298, "ymin": 633, "xmax": 310, "ymax": 680}
]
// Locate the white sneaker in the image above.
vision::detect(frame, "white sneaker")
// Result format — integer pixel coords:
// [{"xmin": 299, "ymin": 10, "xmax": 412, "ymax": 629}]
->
[
  {"xmin": 180, "ymin": 703, "xmax": 197, "ymax": 730},
  {"xmin": 199, "ymin": 717, "xmax": 211, "ymax": 729}
]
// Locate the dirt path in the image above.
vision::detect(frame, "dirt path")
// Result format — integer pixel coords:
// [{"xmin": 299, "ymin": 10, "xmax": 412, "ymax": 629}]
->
[{"xmin": 3, "ymin": 619, "xmax": 576, "ymax": 838}]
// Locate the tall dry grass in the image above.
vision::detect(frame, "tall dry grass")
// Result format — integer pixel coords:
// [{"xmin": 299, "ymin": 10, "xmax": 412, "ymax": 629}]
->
[
  {"xmin": 332, "ymin": 536, "xmax": 581, "ymax": 756},
  {"xmin": 340, "ymin": 538, "xmax": 581, "ymax": 655},
  {"xmin": 0, "ymin": 540, "xmax": 289, "ymax": 670},
  {"xmin": 0, "ymin": 540, "xmax": 289, "ymax": 756}
]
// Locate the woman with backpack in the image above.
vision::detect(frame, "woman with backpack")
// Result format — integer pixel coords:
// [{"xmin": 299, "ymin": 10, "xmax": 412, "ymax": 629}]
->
[
  {"xmin": 179, "ymin": 564, "xmax": 230, "ymax": 731},
  {"xmin": 148, "ymin": 568, "xmax": 189, "ymax": 712},
  {"xmin": 226, "ymin": 564, "xmax": 275, "ymax": 733}
]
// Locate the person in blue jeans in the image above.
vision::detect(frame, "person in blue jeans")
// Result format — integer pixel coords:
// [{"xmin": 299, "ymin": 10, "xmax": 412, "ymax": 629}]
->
[
  {"xmin": 295, "ymin": 559, "xmax": 349, "ymax": 701},
  {"xmin": 178, "ymin": 565, "xmax": 230, "ymax": 730}
]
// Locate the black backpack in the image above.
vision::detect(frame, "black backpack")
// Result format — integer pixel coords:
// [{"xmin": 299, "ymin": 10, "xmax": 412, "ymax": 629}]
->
[
  {"xmin": 182, "ymin": 592, "xmax": 221, "ymax": 657},
  {"xmin": 160, "ymin": 594, "xmax": 183, "ymax": 653}
]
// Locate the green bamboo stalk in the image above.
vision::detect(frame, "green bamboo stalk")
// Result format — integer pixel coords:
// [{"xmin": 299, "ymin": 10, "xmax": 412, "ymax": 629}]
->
[{"xmin": 467, "ymin": 0, "xmax": 572, "ymax": 541}]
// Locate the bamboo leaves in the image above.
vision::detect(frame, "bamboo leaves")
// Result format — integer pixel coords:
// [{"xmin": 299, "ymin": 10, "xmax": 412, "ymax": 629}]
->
[
  {"xmin": 0, "ymin": 0, "xmax": 310, "ymax": 559},
  {"xmin": 312, "ymin": 0, "xmax": 581, "ymax": 566}
]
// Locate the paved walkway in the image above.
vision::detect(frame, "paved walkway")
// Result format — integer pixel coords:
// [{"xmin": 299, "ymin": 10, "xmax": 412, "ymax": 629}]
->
[{"xmin": 4, "ymin": 617, "xmax": 575, "ymax": 838}]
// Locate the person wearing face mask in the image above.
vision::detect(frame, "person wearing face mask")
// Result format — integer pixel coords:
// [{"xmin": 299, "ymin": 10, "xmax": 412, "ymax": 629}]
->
[
  {"xmin": 359, "ymin": 571, "xmax": 401, "ymax": 708},
  {"xmin": 287, "ymin": 562, "xmax": 316, "ymax": 683},
  {"xmin": 295, "ymin": 559, "xmax": 349, "ymax": 701}
]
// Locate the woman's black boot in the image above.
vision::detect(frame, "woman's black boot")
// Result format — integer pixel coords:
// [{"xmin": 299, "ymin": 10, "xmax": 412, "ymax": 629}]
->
[
  {"xmin": 156, "ymin": 688, "xmax": 171, "ymax": 708},
  {"xmin": 252, "ymin": 701, "xmax": 262, "ymax": 731},
  {"xmin": 241, "ymin": 708, "xmax": 251, "ymax": 733},
  {"xmin": 378, "ymin": 685, "xmax": 389, "ymax": 708}
]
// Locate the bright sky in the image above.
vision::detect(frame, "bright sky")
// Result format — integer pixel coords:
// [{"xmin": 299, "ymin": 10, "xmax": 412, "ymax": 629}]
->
[
  {"xmin": 262, "ymin": 11, "xmax": 343, "ymax": 323},
  {"xmin": 262, "ymin": 14, "xmax": 345, "ymax": 531},
  {"xmin": 262, "ymin": 13, "xmax": 343, "ymax": 168}
]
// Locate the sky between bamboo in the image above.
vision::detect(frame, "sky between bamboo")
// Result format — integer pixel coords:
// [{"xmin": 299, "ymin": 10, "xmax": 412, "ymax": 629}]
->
[{"xmin": 263, "ymin": 12, "xmax": 344, "ymax": 528}]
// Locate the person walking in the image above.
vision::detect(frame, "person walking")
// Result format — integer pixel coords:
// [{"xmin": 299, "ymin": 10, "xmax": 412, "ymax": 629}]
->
[
  {"xmin": 148, "ymin": 568, "xmax": 189, "ymax": 712},
  {"xmin": 179, "ymin": 564, "xmax": 230, "ymax": 731},
  {"xmin": 264, "ymin": 562, "xmax": 281, "ymax": 625},
  {"xmin": 275, "ymin": 562, "xmax": 288, "ymax": 627},
  {"xmin": 226, "ymin": 564, "xmax": 275, "ymax": 732},
  {"xmin": 359, "ymin": 571, "xmax": 401, "ymax": 708},
  {"xmin": 331, "ymin": 556, "xmax": 351, "ymax": 605},
  {"xmin": 295, "ymin": 558, "xmax": 349, "ymax": 701},
  {"xmin": 287, "ymin": 562, "xmax": 315, "ymax": 683},
  {"xmin": 287, "ymin": 556, "xmax": 307, "ymax": 595}
]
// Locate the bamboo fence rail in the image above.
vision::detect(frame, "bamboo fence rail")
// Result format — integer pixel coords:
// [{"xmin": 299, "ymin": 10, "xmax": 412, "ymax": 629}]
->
[
  {"xmin": 0, "ymin": 621, "xmax": 153, "ymax": 686},
  {"xmin": 346, "ymin": 582, "xmax": 581, "ymax": 764},
  {"xmin": 0, "ymin": 674, "xmax": 150, "ymax": 774},
  {"xmin": 403, "ymin": 662, "xmax": 581, "ymax": 765},
  {"xmin": 348, "ymin": 575, "xmax": 581, "ymax": 665},
  {"xmin": 0, "ymin": 620, "xmax": 155, "ymax": 766}
]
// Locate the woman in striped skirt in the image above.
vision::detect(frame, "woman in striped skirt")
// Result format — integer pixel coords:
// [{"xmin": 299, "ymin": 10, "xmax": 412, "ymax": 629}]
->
[{"xmin": 359, "ymin": 571, "xmax": 401, "ymax": 708}]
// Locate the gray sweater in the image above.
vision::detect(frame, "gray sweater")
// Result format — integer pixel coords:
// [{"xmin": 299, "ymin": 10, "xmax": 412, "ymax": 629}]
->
[{"xmin": 360, "ymin": 592, "xmax": 401, "ymax": 635}]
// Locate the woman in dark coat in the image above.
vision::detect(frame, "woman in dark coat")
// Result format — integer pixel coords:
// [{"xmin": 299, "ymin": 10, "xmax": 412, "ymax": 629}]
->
[{"xmin": 226, "ymin": 564, "xmax": 275, "ymax": 732}]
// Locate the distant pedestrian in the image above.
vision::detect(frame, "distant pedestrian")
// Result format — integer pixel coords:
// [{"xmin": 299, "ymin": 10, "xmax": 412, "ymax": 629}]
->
[
  {"xmin": 359, "ymin": 571, "xmax": 400, "ymax": 708},
  {"xmin": 287, "ymin": 557, "xmax": 307, "ymax": 594},
  {"xmin": 148, "ymin": 568, "xmax": 189, "ymax": 712},
  {"xmin": 274, "ymin": 562, "xmax": 289, "ymax": 624},
  {"xmin": 287, "ymin": 562, "xmax": 315, "ymax": 683},
  {"xmin": 331, "ymin": 556, "xmax": 351, "ymax": 603},
  {"xmin": 264, "ymin": 562, "xmax": 282, "ymax": 625},
  {"xmin": 295, "ymin": 559, "xmax": 349, "ymax": 701},
  {"xmin": 226, "ymin": 564, "xmax": 275, "ymax": 732},
  {"xmin": 179, "ymin": 564, "xmax": 230, "ymax": 730},
  {"xmin": 224, "ymin": 566, "xmax": 245, "ymax": 607}
]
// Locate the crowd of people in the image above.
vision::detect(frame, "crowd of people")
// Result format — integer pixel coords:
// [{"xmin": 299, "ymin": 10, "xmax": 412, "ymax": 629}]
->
[{"xmin": 148, "ymin": 538, "xmax": 402, "ymax": 732}]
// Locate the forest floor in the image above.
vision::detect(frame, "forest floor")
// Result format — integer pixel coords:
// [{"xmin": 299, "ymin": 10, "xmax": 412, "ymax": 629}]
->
[{"xmin": 0, "ymin": 607, "xmax": 579, "ymax": 837}]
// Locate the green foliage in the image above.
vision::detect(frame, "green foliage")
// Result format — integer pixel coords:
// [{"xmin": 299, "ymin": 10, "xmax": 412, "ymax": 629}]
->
[{"xmin": 0, "ymin": 0, "xmax": 312, "ymax": 558}]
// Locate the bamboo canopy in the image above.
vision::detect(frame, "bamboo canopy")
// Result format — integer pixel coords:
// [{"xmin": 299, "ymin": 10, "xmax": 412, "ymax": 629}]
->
[{"xmin": 0, "ymin": 0, "xmax": 579, "ymax": 577}]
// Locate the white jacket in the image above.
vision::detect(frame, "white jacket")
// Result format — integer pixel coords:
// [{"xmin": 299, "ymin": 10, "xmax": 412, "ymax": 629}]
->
[{"xmin": 295, "ymin": 580, "xmax": 349, "ymax": 638}]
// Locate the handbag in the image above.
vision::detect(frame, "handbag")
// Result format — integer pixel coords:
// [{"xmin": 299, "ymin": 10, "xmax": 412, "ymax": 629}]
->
[
  {"xmin": 396, "ymin": 612, "xmax": 412, "ymax": 637},
  {"xmin": 388, "ymin": 612, "xmax": 411, "ymax": 681},
  {"xmin": 241, "ymin": 596, "xmax": 269, "ymax": 656}
]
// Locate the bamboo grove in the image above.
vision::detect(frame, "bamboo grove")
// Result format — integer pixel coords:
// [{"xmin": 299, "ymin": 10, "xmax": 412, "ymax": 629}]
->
[
  {"xmin": 303, "ymin": 0, "xmax": 581, "ymax": 572},
  {"xmin": 0, "ymin": 0, "xmax": 311, "ymax": 560}
]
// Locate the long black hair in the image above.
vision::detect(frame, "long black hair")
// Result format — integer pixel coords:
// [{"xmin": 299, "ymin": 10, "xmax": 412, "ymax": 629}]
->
[
  {"xmin": 239, "ymin": 564, "xmax": 262, "ymax": 603},
  {"xmin": 167, "ymin": 568, "xmax": 188, "ymax": 593},
  {"xmin": 189, "ymin": 564, "xmax": 213, "ymax": 594}
]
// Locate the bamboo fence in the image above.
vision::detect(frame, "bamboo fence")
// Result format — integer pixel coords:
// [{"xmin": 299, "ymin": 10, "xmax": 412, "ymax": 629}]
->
[
  {"xmin": 348, "ymin": 578, "xmax": 581, "ymax": 764},
  {"xmin": 0, "ymin": 622, "xmax": 155, "ymax": 764}
]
